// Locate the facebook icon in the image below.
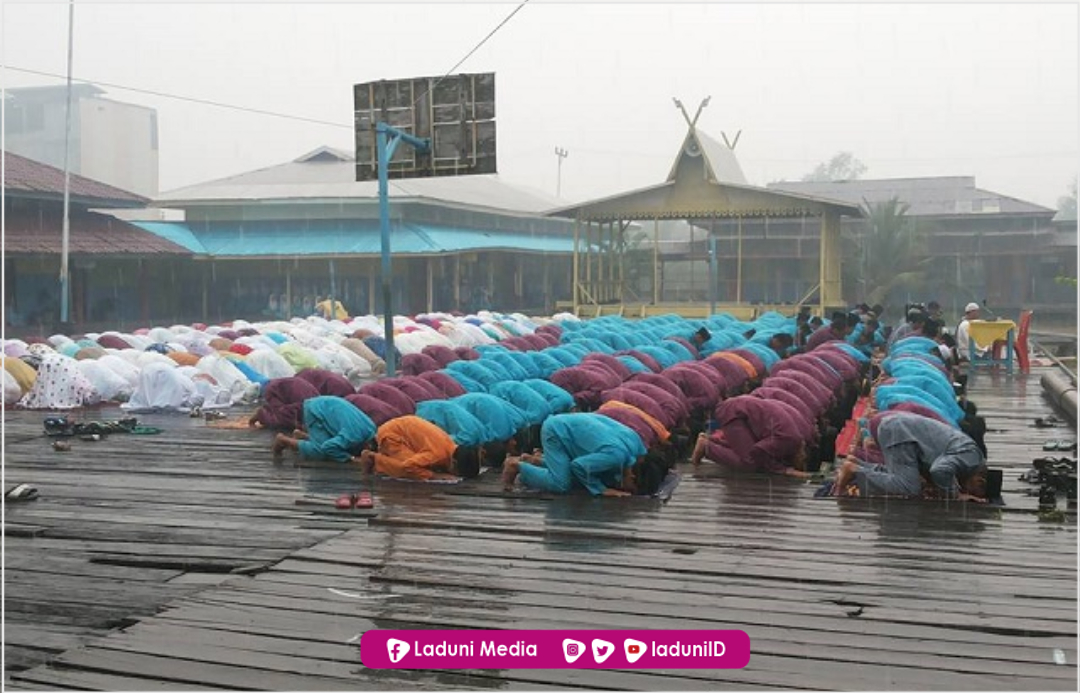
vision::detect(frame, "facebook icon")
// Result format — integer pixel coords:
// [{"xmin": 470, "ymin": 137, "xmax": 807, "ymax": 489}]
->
[{"xmin": 386, "ymin": 638, "xmax": 410, "ymax": 663}]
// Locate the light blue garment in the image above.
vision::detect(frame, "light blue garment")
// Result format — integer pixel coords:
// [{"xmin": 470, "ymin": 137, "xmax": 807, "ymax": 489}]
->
[
  {"xmin": 522, "ymin": 378, "xmax": 576, "ymax": 414},
  {"xmin": 452, "ymin": 392, "xmax": 530, "ymax": 441},
  {"xmin": 445, "ymin": 360, "xmax": 503, "ymax": 389},
  {"xmin": 634, "ymin": 346, "xmax": 680, "ymax": 369},
  {"xmin": 488, "ymin": 381, "xmax": 553, "ymax": 426},
  {"xmin": 297, "ymin": 396, "xmax": 376, "ymax": 462},
  {"xmin": 616, "ymin": 355, "xmax": 652, "ymax": 375},
  {"xmin": 442, "ymin": 369, "xmax": 487, "ymax": 393},
  {"xmin": 416, "ymin": 399, "xmax": 492, "ymax": 447},
  {"xmin": 517, "ymin": 413, "xmax": 647, "ymax": 496},
  {"xmin": 875, "ymin": 384, "xmax": 961, "ymax": 425}
]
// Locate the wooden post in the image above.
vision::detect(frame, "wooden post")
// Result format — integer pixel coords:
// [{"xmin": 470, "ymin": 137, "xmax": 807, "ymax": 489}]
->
[
  {"xmin": 737, "ymin": 216, "xmax": 743, "ymax": 304},
  {"xmin": 572, "ymin": 218, "xmax": 580, "ymax": 312},
  {"xmin": 368, "ymin": 267, "xmax": 375, "ymax": 316},
  {"xmin": 454, "ymin": 255, "xmax": 462, "ymax": 311},
  {"xmin": 426, "ymin": 257, "xmax": 434, "ymax": 313},
  {"xmin": 597, "ymin": 222, "xmax": 605, "ymax": 304},
  {"xmin": 819, "ymin": 212, "xmax": 843, "ymax": 311},
  {"xmin": 652, "ymin": 218, "xmax": 660, "ymax": 305},
  {"xmin": 203, "ymin": 264, "xmax": 210, "ymax": 322}
]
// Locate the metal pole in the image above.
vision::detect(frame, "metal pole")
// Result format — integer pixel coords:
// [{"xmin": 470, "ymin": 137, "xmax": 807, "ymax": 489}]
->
[
  {"xmin": 59, "ymin": 0, "xmax": 76, "ymax": 327},
  {"xmin": 555, "ymin": 147, "xmax": 568, "ymax": 197},
  {"xmin": 377, "ymin": 124, "xmax": 396, "ymax": 376}
]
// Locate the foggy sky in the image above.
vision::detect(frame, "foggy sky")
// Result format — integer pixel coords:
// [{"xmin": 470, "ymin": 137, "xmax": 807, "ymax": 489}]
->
[{"xmin": 2, "ymin": 0, "xmax": 1077, "ymax": 209}]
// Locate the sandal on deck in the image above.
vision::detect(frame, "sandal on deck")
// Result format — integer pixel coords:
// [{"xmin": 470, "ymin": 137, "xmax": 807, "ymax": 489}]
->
[{"xmin": 5, "ymin": 484, "xmax": 39, "ymax": 502}]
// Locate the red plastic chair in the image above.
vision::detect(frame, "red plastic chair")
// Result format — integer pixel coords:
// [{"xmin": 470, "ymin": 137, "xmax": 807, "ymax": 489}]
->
[{"xmin": 1015, "ymin": 310, "xmax": 1033, "ymax": 373}]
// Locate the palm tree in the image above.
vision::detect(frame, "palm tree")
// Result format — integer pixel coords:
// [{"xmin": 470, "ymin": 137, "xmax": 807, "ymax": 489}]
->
[{"xmin": 854, "ymin": 197, "xmax": 931, "ymax": 308}]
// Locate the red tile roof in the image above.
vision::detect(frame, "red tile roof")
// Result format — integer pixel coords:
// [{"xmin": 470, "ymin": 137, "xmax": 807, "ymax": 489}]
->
[
  {"xmin": 3, "ymin": 150, "xmax": 149, "ymax": 207},
  {"xmin": 4, "ymin": 209, "xmax": 190, "ymax": 256}
]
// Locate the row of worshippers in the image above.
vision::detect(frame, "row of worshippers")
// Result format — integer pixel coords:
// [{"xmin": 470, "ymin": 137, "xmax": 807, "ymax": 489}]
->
[
  {"xmin": 827, "ymin": 315, "xmax": 991, "ymax": 501},
  {"xmin": 255, "ymin": 312, "xmax": 853, "ymax": 497},
  {"xmin": 251, "ymin": 307, "xmax": 990, "ymax": 502}
]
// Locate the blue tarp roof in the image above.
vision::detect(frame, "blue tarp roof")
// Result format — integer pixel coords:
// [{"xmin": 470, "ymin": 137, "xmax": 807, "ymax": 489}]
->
[{"xmin": 134, "ymin": 220, "xmax": 576, "ymax": 257}]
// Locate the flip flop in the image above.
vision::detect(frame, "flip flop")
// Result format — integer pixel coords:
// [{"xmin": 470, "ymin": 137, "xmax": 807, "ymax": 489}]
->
[
  {"xmin": 354, "ymin": 491, "xmax": 374, "ymax": 509},
  {"xmin": 129, "ymin": 426, "xmax": 163, "ymax": 435},
  {"xmin": 334, "ymin": 494, "xmax": 354, "ymax": 510},
  {"xmin": 1043, "ymin": 440, "xmax": 1062, "ymax": 451},
  {"xmin": 1058, "ymin": 441, "xmax": 1078, "ymax": 453},
  {"xmin": 5, "ymin": 484, "xmax": 39, "ymax": 502}
]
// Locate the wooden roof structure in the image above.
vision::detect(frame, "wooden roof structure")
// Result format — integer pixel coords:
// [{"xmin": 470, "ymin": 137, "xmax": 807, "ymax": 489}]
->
[{"xmin": 546, "ymin": 102, "xmax": 862, "ymax": 314}]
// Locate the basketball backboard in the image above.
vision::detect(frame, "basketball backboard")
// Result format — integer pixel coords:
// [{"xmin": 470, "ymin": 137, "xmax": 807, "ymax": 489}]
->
[{"xmin": 353, "ymin": 72, "xmax": 496, "ymax": 181}]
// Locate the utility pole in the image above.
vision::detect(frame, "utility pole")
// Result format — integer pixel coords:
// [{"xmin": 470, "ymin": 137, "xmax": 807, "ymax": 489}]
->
[
  {"xmin": 554, "ymin": 146, "xmax": 568, "ymax": 198},
  {"xmin": 59, "ymin": 0, "xmax": 76, "ymax": 329}
]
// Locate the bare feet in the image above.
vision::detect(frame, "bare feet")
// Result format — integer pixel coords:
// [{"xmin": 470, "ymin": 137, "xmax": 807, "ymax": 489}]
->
[
  {"xmin": 356, "ymin": 449, "xmax": 376, "ymax": 474},
  {"xmin": 832, "ymin": 457, "xmax": 859, "ymax": 495},
  {"xmin": 690, "ymin": 432, "xmax": 709, "ymax": 465},
  {"xmin": 502, "ymin": 458, "xmax": 522, "ymax": 492},
  {"xmin": 271, "ymin": 433, "xmax": 289, "ymax": 459}
]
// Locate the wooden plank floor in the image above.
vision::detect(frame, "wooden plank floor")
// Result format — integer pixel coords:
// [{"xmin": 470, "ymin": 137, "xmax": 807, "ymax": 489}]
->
[{"xmin": 5, "ymin": 367, "xmax": 1077, "ymax": 690}]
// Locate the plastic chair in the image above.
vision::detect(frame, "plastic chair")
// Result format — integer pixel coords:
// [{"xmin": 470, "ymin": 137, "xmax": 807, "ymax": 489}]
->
[{"xmin": 1015, "ymin": 309, "xmax": 1033, "ymax": 373}]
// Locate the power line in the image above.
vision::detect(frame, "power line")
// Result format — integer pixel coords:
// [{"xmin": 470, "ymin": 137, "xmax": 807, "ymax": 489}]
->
[
  {"xmin": 5, "ymin": 1, "xmax": 533, "ymax": 131},
  {"xmin": 4, "ymin": 66, "xmax": 353, "ymax": 129},
  {"xmin": 414, "ymin": 0, "xmax": 532, "ymax": 108}
]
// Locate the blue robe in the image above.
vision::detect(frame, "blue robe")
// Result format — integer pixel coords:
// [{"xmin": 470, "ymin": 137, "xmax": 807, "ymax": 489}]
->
[
  {"xmin": 452, "ymin": 392, "xmax": 530, "ymax": 441},
  {"xmin": 518, "ymin": 413, "xmax": 647, "ymax": 495},
  {"xmin": 415, "ymin": 399, "xmax": 492, "ymax": 447},
  {"xmin": 488, "ymin": 381, "xmax": 553, "ymax": 426},
  {"xmin": 522, "ymin": 378, "xmax": 576, "ymax": 414},
  {"xmin": 298, "ymin": 396, "xmax": 376, "ymax": 462}
]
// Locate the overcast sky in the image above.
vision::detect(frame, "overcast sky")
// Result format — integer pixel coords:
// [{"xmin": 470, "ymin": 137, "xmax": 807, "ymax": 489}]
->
[{"xmin": 3, "ymin": 1, "xmax": 1077, "ymax": 208}]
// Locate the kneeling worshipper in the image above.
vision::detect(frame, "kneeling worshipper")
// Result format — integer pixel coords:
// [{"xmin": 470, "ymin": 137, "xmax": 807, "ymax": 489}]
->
[
  {"xmin": 271, "ymin": 395, "xmax": 376, "ymax": 463},
  {"xmin": 501, "ymin": 413, "xmax": 665, "ymax": 497},
  {"xmin": 295, "ymin": 368, "xmax": 356, "ymax": 398},
  {"xmin": 358, "ymin": 415, "xmax": 482, "ymax": 481},
  {"xmin": 832, "ymin": 411, "xmax": 987, "ymax": 501},
  {"xmin": 691, "ymin": 395, "xmax": 810, "ymax": 478},
  {"xmin": 249, "ymin": 376, "xmax": 321, "ymax": 430}
]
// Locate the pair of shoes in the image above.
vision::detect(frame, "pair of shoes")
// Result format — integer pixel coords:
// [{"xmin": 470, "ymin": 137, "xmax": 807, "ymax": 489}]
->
[
  {"xmin": 334, "ymin": 491, "xmax": 374, "ymax": 510},
  {"xmin": 4, "ymin": 483, "xmax": 39, "ymax": 502},
  {"xmin": 43, "ymin": 416, "xmax": 75, "ymax": 437},
  {"xmin": 1034, "ymin": 416, "xmax": 1064, "ymax": 428},
  {"xmin": 189, "ymin": 406, "xmax": 203, "ymax": 418},
  {"xmin": 1033, "ymin": 457, "xmax": 1078, "ymax": 474},
  {"xmin": 1043, "ymin": 440, "xmax": 1077, "ymax": 452}
]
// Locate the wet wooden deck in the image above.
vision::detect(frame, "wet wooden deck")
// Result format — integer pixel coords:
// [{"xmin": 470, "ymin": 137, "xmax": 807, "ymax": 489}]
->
[{"xmin": 4, "ymin": 367, "xmax": 1077, "ymax": 690}]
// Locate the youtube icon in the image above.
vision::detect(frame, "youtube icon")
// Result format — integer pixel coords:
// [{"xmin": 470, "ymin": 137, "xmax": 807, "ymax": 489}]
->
[{"xmin": 623, "ymin": 638, "xmax": 647, "ymax": 664}]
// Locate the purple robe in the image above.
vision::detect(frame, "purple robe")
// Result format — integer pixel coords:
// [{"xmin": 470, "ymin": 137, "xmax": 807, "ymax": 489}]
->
[
  {"xmin": 296, "ymin": 369, "xmax": 355, "ymax": 398},
  {"xmin": 705, "ymin": 396, "xmax": 805, "ymax": 473},
  {"xmin": 416, "ymin": 371, "xmax": 467, "ymax": 398},
  {"xmin": 358, "ymin": 381, "xmax": 417, "ymax": 415},
  {"xmin": 256, "ymin": 377, "xmax": 321, "ymax": 430},
  {"xmin": 345, "ymin": 393, "xmax": 401, "ymax": 427}
]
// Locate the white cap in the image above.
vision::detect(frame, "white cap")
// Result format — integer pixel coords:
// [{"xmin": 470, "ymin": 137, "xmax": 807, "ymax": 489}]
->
[{"xmin": 965, "ymin": 302, "xmax": 980, "ymax": 313}]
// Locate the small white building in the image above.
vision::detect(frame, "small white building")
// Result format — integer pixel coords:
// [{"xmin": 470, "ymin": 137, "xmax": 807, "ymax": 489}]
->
[{"xmin": 4, "ymin": 84, "xmax": 159, "ymax": 198}]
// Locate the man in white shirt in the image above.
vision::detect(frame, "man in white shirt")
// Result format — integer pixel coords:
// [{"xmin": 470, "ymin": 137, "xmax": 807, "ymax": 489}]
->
[{"xmin": 955, "ymin": 302, "xmax": 987, "ymax": 361}]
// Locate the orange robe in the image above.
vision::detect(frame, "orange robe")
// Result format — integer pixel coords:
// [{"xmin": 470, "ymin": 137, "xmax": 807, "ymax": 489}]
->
[{"xmin": 374, "ymin": 415, "xmax": 458, "ymax": 481}]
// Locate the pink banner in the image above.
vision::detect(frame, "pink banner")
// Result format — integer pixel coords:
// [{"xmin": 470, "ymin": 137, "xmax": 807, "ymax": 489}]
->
[{"xmin": 361, "ymin": 629, "xmax": 750, "ymax": 669}]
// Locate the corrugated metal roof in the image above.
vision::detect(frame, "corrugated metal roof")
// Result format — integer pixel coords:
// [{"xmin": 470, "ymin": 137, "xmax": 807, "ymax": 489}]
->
[
  {"xmin": 154, "ymin": 150, "xmax": 564, "ymax": 215},
  {"xmin": 6, "ymin": 210, "xmax": 190, "ymax": 256},
  {"xmin": 3, "ymin": 150, "xmax": 149, "ymax": 207},
  {"xmin": 132, "ymin": 222, "xmax": 209, "ymax": 254},
  {"xmin": 134, "ymin": 220, "xmax": 575, "ymax": 258},
  {"xmin": 768, "ymin": 178, "xmax": 1055, "ymax": 217}
]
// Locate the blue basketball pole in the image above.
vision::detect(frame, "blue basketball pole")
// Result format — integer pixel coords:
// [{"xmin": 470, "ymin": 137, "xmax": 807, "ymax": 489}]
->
[{"xmin": 376, "ymin": 122, "xmax": 430, "ymax": 377}]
